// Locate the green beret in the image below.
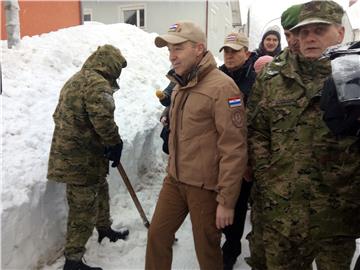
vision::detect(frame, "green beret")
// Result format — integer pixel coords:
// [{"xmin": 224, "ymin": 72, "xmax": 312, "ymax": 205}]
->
[
  {"xmin": 291, "ymin": 0, "xmax": 344, "ymax": 31},
  {"xmin": 281, "ymin": 4, "xmax": 303, "ymax": 30}
]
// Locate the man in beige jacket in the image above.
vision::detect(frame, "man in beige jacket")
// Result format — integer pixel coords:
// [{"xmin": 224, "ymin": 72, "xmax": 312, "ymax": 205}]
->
[{"xmin": 145, "ymin": 21, "xmax": 248, "ymax": 270}]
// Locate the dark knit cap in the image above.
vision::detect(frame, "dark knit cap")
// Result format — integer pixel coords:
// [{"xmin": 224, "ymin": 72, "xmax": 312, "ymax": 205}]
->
[
  {"xmin": 262, "ymin": 30, "xmax": 281, "ymax": 45},
  {"xmin": 256, "ymin": 29, "xmax": 282, "ymax": 57}
]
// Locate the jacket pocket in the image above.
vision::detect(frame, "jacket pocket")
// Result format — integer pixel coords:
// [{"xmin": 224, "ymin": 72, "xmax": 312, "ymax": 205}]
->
[{"xmin": 198, "ymin": 131, "xmax": 219, "ymax": 187}]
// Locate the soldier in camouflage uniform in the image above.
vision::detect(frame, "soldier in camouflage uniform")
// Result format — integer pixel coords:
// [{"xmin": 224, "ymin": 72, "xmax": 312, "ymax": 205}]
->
[
  {"xmin": 245, "ymin": 4, "xmax": 303, "ymax": 270},
  {"xmin": 47, "ymin": 45, "xmax": 129, "ymax": 270},
  {"xmin": 247, "ymin": 1, "xmax": 359, "ymax": 270}
]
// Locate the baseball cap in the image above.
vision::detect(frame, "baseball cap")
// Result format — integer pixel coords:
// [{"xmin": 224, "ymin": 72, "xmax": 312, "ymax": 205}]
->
[
  {"xmin": 219, "ymin": 32, "xmax": 249, "ymax": 52},
  {"xmin": 290, "ymin": 0, "xmax": 344, "ymax": 31},
  {"xmin": 155, "ymin": 21, "xmax": 206, "ymax": 48}
]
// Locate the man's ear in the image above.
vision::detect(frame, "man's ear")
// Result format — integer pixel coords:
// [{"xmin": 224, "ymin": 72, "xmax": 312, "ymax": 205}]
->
[
  {"xmin": 196, "ymin": 43, "xmax": 206, "ymax": 56},
  {"xmin": 338, "ymin": 26, "xmax": 345, "ymax": 43}
]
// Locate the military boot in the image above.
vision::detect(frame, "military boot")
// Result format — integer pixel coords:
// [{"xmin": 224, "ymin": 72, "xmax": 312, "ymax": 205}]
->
[
  {"xmin": 97, "ymin": 227, "xmax": 129, "ymax": 243},
  {"xmin": 63, "ymin": 259, "xmax": 102, "ymax": 270}
]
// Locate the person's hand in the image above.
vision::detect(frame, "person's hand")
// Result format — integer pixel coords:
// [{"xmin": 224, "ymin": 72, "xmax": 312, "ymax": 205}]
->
[
  {"xmin": 104, "ymin": 141, "xmax": 123, "ymax": 167},
  {"xmin": 156, "ymin": 90, "xmax": 166, "ymax": 100},
  {"xmin": 160, "ymin": 116, "xmax": 168, "ymax": 126},
  {"xmin": 216, "ymin": 204, "xmax": 234, "ymax": 229}
]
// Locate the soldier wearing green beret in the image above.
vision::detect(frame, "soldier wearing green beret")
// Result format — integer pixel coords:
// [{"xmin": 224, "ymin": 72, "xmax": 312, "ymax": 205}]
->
[
  {"xmin": 48, "ymin": 45, "xmax": 129, "ymax": 270},
  {"xmin": 246, "ymin": 4, "xmax": 303, "ymax": 269},
  {"xmin": 248, "ymin": 1, "xmax": 359, "ymax": 269}
]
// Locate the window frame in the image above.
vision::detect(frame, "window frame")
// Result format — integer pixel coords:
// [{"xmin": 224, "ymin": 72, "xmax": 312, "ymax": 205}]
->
[
  {"xmin": 119, "ymin": 4, "xmax": 146, "ymax": 29},
  {"xmin": 83, "ymin": 8, "xmax": 93, "ymax": 22}
]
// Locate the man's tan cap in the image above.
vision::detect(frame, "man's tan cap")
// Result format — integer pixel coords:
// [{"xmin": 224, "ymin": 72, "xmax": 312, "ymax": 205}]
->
[
  {"xmin": 155, "ymin": 21, "xmax": 206, "ymax": 48},
  {"xmin": 219, "ymin": 32, "xmax": 249, "ymax": 52}
]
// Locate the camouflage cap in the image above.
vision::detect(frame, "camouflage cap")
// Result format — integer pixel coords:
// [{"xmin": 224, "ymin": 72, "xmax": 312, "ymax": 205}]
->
[
  {"xmin": 155, "ymin": 21, "xmax": 206, "ymax": 48},
  {"xmin": 281, "ymin": 4, "xmax": 303, "ymax": 30},
  {"xmin": 219, "ymin": 32, "xmax": 249, "ymax": 52},
  {"xmin": 290, "ymin": 0, "xmax": 344, "ymax": 31}
]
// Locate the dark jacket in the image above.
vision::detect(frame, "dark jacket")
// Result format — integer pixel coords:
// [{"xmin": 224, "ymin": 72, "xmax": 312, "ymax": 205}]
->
[
  {"xmin": 159, "ymin": 80, "xmax": 176, "ymax": 107},
  {"xmin": 320, "ymin": 77, "xmax": 360, "ymax": 137},
  {"xmin": 219, "ymin": 58, "xmax": 256, "ymax": 104}
]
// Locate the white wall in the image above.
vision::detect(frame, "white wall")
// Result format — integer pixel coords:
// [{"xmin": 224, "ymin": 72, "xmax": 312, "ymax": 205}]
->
[
  {"xmin": 207, "ymin": 1, "xmax": 233, "ymax": 59},
  {"xmin": 81, "ymin": 1, "xmax": 235, "ymax": 59}
]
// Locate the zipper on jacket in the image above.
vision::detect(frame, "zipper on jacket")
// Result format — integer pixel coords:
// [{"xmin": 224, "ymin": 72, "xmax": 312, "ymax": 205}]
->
[{"xmin": 180, "ymin": 92, "xmax": 190, "ymax": 130}]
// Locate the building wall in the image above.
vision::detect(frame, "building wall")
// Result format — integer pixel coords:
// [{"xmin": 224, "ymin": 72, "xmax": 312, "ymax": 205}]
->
[
  {"xmin": 207, "ymin": 1, "xmax": 233, "ymax": 59},
  {"xmin": 81, "ymin": 0, "xmax": 234, "ymax": 59},
  {"xmin": 1, "ymin": 1, "xmax": 81, "ymax": 39}
]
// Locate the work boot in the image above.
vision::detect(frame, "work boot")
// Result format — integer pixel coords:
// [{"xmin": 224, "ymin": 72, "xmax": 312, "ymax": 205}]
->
[
  {"xmin": 97, "ymin": 227, "xmax": 129, "ymax": 243},
  {"xmin": 63, "ymin": 259, "xmax": 102, "ymax": 270}
]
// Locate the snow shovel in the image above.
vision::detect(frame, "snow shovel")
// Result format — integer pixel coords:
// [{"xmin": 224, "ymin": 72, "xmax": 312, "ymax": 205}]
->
[
  {"xmin": 116, "ymin": 163, "xmax": 178, "ymax": 243},
  {"xmin": 117, "ymin": 162, "xmax": 150, "ymax": 229}
]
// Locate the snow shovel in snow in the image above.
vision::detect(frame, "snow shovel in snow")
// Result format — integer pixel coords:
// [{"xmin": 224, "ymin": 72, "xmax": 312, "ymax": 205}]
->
[{"xmin": 117, "ymin": 162, "xmax": 150, "ymax": 229}]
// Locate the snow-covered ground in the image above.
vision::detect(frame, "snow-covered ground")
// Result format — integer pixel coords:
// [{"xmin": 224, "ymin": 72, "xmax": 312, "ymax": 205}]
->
[{"xmin": 2, "ymin": 14, "xmax": 360, "ymax": 270}]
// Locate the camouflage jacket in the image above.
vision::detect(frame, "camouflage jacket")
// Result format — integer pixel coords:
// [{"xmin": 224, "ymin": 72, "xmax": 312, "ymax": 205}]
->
[
  {"xmin": 47, "ymin": 45, "xmax": 126, "ymax": 185},
  {"xmin": 248, "ymin": 51, "xmax": 360, "ymax": 238}
]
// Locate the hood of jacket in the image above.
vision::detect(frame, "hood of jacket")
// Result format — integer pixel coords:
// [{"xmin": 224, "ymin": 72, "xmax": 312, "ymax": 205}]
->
[{"xmin": 82, "ymin": 44, "xmax": 127, "ymax": 90}]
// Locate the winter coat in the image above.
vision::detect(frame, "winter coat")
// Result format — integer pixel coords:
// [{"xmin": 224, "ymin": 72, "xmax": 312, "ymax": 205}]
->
[
  {"xmin": 248, "ymin": 52, "xmax": 360, "ymax": 239},
  {"xmin": 47, "ymin": 45, "xmax": 126, "ymax": 185},
  {"xmin": 167, "ymin": 51, "xmax": 248, "ymax": 208},
  {"xmin": 159, "ymin": 80, "xmax": 176, "ymax": 107},
  {"xmin": 219, "ymin": 58, "xmax": 256, "ymax": 104}
]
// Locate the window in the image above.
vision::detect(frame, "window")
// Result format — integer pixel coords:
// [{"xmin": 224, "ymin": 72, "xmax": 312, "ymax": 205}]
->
[
  {"xmin": 83, "ymin": 9, "xmax": 92, "ymax": 22},
  {"xmin": 120, "ymin": 5, "xmax": 145, "ymax": 28}
]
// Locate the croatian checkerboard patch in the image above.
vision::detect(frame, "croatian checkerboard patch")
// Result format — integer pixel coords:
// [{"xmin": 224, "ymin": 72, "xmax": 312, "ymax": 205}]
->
[{"xmin": 228, "ymin": 96, "xmax": 242, "ymax": 108}]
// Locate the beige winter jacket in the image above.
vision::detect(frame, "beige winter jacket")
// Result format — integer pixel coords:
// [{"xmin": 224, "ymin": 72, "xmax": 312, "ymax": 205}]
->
[{"xmin": 167, "ymin": 51, "xmax": 248, "ymax": 208}]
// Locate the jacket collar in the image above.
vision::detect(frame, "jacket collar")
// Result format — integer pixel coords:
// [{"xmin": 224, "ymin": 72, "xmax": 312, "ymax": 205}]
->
[
  {"xmin": 167, "ymin": 51, "xmax": 217, "ymax": 89},
  {"xmin": 219, "ymin": 57, "xmax": 253, "ymax": 80}
]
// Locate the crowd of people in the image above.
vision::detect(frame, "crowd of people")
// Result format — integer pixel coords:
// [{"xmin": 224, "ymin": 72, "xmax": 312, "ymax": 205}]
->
[{"xmin": 47, "ymin": 1, "xmax": 360, "ymax": 270}]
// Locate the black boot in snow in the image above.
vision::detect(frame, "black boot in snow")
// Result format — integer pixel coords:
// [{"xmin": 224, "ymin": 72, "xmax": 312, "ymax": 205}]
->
[
  {"xmin": 97, "ymin": 227, "xmax": 129, "ymax": 243},
  {"xmin": 63, "ymin": 259, "xmax": 102, "ymax": 270}
]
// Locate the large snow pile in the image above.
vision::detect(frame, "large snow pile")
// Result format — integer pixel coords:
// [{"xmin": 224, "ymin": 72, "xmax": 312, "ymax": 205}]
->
[
  {"xmin": 2, "ymin": 20, "xmax": 359, "ymax": 270},
  {"xmin": 1, "ymin": 22, "xmax": 170, "ymax": 269}
]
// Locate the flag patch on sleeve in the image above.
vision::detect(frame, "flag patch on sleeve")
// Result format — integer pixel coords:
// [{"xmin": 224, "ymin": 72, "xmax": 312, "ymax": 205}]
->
[{"xmin": 228, "ymin": 96, "xmax": 242, "ymax": 108}]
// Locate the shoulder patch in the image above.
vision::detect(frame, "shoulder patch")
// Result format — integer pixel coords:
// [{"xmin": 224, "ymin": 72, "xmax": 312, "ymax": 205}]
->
[
  {"xmin": 231, "ymin": 109, "xmax": 243, "ymax": 128},
  {"xmin": 228, "ymin": 96, "xmax": 242, "ymax": 108}
]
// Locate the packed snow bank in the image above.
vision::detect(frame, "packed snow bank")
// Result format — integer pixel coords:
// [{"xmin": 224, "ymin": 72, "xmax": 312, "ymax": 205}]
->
[{"xmin": 1, "ymin": 23, "xmax": 170, "ymax": 269}]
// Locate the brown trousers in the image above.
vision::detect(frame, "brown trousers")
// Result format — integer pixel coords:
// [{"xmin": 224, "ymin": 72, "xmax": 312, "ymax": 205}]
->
[{"xmin": 145, "ymin": 176, "xmax": 222, "ymax": 270}]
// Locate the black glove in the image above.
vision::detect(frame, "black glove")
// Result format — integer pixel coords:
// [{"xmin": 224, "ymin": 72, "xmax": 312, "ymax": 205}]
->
[{"xmin": 104, "ymin": 141, "xmax": 123, "ymax": 168}]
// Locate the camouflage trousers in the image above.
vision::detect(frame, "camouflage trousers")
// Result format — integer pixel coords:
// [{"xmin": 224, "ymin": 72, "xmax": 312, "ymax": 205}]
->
[
  {"xmin": 64, "ymin": 177, "xmax": 112, "ymax": 261},
  {"xmin": 263, "ymin": 226, "xmax": 356, "ymax": 270},
  {"xmin": 246, "ymin": 183, "xmax": 357, "ymax": 270},
  {"xmin": 245, "ymin": 183, "xmax": 266, "ymax": 270}
]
